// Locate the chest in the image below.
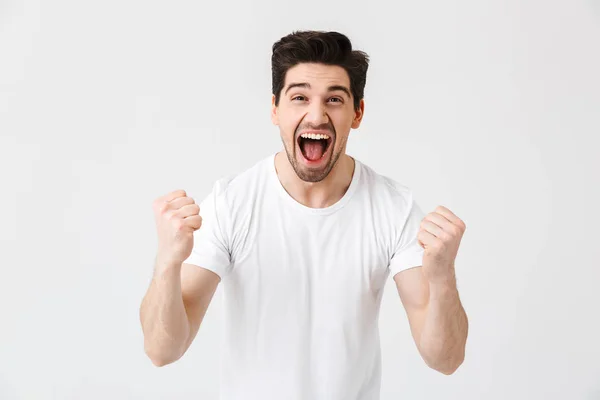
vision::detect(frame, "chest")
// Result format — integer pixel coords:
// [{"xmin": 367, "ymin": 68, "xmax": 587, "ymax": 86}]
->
[{"xmin": 229, "ymin": 205, "xmax": 394, "ymax": 300}]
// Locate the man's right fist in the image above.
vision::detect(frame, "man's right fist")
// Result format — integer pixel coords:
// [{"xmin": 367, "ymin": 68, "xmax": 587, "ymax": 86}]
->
[{"xmin": 152, "ymin": 189, "xmax": 202, "ymax": 266}]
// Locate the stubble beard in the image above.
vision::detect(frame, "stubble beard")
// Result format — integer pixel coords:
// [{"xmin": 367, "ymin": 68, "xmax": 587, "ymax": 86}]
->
[{"xmin": 282, "ymin": 133, "xmax": 346, "ymax": 183}]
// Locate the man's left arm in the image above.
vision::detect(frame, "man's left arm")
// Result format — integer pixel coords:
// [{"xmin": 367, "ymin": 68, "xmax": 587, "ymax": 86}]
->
[{"xmin": 393, "ymin": 205, "xmax": 469, "ymax": 375}]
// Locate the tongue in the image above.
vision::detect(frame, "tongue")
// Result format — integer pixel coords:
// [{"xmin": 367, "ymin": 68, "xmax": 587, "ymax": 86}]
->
[{"xmin": 304, "ymin": 141, "xmax": 325, "ymax": 161}]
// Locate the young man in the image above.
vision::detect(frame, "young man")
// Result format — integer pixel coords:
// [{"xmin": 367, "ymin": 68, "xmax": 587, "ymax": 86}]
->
[{"xmin": 140, "ymin": 30, "xmax": 469, "ymax": 400}]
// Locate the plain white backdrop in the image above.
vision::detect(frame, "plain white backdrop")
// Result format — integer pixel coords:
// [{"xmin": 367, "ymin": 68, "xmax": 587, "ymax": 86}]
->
[{"xmin": 1, "ymin": 0, "xmax": 599, "ymax": 399}]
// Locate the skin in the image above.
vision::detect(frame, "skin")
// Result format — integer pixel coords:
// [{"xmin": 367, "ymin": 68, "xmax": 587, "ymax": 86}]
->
[
  {"xmin": 397, "ymin": 206, "xmax": 469, "ymax": 374},
  {"xmin": 141, "ymin": 62, "xmax": 468, "ymax": 375},
  {"xmin": 271, "ymin": 62, "xmax": 364, "ymax": 208}
]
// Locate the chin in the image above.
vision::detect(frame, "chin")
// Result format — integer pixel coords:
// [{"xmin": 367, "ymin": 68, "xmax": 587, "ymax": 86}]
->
[{"xmin": 292, "ymin": 148, "xmax": 341, "ymax": 183}]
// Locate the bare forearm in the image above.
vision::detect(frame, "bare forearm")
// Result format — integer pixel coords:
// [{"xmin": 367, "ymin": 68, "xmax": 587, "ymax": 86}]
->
[
  {"xmin": 140, "ymin": 258, "xmax": 190, "ymax": 365},
  {"xmin": 419, "ymin": 277, "xmax": 468, "ymax": 374}
]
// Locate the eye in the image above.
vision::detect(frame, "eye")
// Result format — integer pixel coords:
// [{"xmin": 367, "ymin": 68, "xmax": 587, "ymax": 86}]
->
[
  {"xmin": 328, "ymin": 97, "xmax": 343, "ymax": 103},
  {"xmin": 291, "ymin": 95, "xmax": 306, "ymax": 101}
]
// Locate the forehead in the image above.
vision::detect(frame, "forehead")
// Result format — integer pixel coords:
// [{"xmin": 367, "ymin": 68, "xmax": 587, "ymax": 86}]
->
[{"xmin": 284, "ymin": 63, "xmax": 350, "ymax": 89}]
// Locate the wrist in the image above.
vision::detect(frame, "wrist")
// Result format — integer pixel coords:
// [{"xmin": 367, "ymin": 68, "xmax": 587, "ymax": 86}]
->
[
  {"xmin": 429, "ymin": 276, "xmax": 458, "ymax": 299},
  {"xmin": 155, "ymin": 255, "xmax": 182, "ymax": 275}
]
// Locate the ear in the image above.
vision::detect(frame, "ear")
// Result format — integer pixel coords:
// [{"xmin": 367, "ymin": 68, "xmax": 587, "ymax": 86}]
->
[
  {"xmin": 351, "ymin": 99, "xmax": 365, "ymax": 129},
  {"xmin": 271, "ymin": 94, "xmax": 279, "ymax": 125}
]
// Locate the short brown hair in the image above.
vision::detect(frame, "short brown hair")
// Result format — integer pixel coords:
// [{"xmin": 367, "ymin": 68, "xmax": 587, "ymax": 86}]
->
[{"xmin": 271, "ymin": 30, "xmax": 369, "ymax": 111}]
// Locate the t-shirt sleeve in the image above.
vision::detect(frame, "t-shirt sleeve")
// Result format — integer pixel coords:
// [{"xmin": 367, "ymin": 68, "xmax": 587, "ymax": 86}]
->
[
  {"xmin": 182, "ymin": 181, "xmax": 232, "ymax": 279},
  {"xmin": 388, "ymin": 196, "xmax": 426, "ymax": 278}
]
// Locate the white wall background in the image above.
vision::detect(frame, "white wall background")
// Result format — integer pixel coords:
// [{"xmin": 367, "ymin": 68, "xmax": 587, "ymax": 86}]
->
[{"xmin": 1, "ymin": 0, "xmax": 599, "ymax": 399}]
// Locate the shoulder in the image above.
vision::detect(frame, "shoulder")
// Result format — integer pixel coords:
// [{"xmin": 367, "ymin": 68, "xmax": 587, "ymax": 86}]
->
[
  {"xmin": 208, "ymin": 154, "xmax": 273, "ymax": 217},
  {"xmin": 204, "ymin": 155, "xmax": 273, "ymax": 260},
  {"xmin": 354, "ymin": 160, "xmax": 424, "ymax": 254},
  {"xmin": 357, "ymin": 159, "xmax": 416, "ymax": 211},
  {"xmin": 212, "ymin": 154, "xmax": 272, "ymax": 198}
]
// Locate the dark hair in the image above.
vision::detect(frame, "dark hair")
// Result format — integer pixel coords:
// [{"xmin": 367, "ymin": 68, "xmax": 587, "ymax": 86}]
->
[{"xmin": 271, "ymin": 30, "xmax": 369, "ymax": 111}]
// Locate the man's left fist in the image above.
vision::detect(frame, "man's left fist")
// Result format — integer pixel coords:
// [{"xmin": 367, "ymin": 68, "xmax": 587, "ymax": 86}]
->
[{"xmin": 418, "ymin": 205, "xmax": 466, "ymax": 284}]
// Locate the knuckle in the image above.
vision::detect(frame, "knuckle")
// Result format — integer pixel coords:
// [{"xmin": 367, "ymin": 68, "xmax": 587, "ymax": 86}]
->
[
  {"xmin": 158, "ymin": 200, "xmax": 171, "ymax": 214},
  {"xmin": 174, "ymin": 219, "xmax": 185, "ymax": 231}
]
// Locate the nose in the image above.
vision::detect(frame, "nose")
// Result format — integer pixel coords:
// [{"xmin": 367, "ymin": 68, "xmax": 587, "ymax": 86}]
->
[{"xmin": 304, "ymin": 100, "xmax": 329, "ymax": 126}]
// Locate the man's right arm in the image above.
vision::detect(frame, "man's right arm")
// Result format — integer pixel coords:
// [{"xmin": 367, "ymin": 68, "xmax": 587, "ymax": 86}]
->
[{"xmin": 139, "ymin": 259, "xmax": 220, "ymax": 367}]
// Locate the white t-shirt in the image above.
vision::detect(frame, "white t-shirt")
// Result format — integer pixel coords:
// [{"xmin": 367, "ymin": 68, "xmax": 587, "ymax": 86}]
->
[{"xmin": 184, "ymin": 153, "xmax": 425, "ymax": 400}]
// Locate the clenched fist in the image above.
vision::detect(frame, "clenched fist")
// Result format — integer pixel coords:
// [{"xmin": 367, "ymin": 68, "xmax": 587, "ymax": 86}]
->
[
  {"xmin": 417, "ymin": 205, "xmax": 466, "ymax": 285},
  {"xmin": 152, "ymin": 189, "xmax": 202, "ymax": 266}
]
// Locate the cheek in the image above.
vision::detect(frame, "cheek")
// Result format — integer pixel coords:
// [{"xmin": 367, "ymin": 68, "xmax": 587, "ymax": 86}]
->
[
  {"xmin": 279, "ymin": 113, "xmax": 303, "ymax": 137},
  {"xmin": 330, "ymin": 114, "xmax": 353, "ymax": 140}
]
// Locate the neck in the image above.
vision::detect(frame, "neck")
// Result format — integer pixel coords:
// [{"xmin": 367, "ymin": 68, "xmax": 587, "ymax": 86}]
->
[{"xmin": 274, "ymin": 151, "xmax": 355, "ymax": 209}]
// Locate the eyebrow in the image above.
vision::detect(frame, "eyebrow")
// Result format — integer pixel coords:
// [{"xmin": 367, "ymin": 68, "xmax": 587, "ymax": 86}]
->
[{"xmin": 284, "ymin": 82, "xmax": 352, "ymax": 99}]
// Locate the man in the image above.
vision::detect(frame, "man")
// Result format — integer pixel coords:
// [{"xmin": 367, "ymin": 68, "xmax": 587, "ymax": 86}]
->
[{"xmin": 140, "ymin": 30, "xmax": 468, "ymax": 400}]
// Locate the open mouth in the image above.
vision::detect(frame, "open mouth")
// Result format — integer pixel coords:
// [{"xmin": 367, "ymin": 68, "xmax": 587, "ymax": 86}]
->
[{"xmin": 297, "ymin": 133, "xmax": 333, "ymax": 162}]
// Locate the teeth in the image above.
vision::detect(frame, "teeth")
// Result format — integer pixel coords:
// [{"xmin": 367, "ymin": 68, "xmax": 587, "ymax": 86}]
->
[{"xmin": 300, "ymin": 133, "xmax": 329, "ymax": 140}]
